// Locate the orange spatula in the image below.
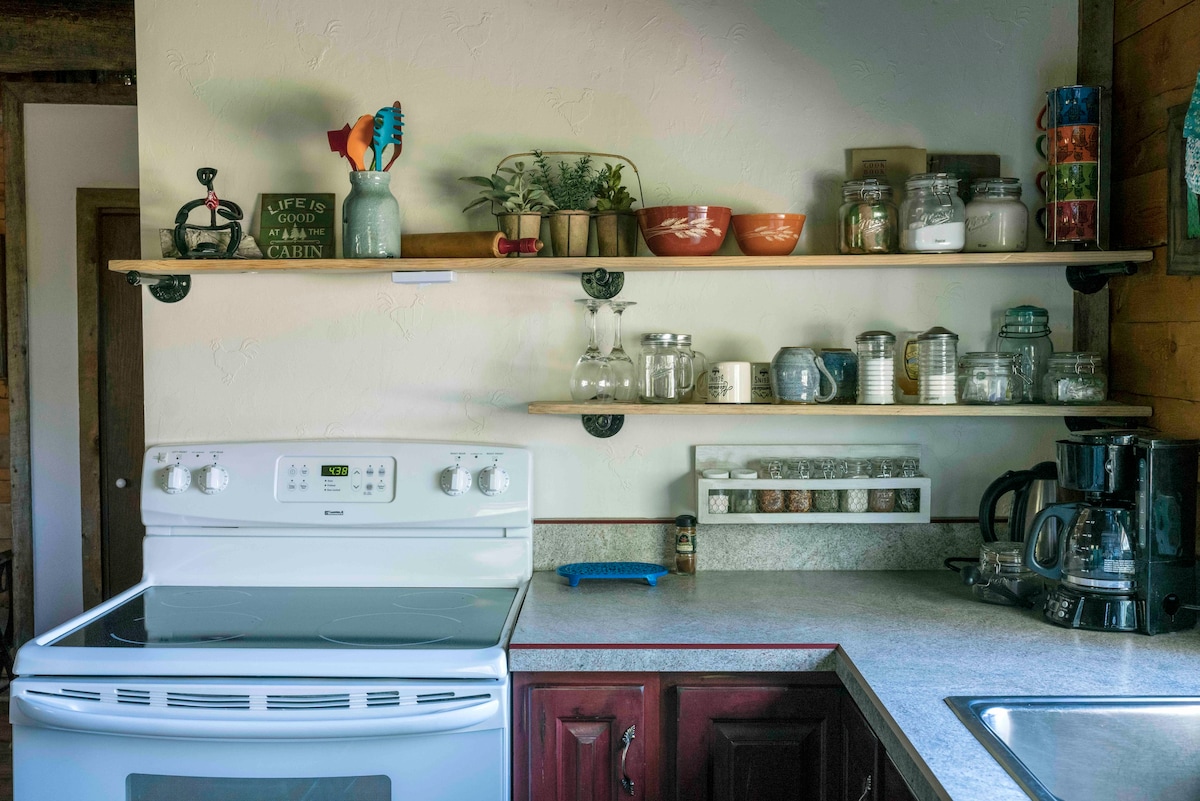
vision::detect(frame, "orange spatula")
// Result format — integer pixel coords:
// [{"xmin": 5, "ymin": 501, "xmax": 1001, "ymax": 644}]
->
[{"xmin": 346, "ymin": 114, "xmax": 376, "ymax": 171}]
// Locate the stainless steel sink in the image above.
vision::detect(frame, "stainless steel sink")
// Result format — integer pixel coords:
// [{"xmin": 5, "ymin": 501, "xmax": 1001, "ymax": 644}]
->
[{"xmin": 947, "ymin": 696, "xmax": 1200, "ymax": 801}]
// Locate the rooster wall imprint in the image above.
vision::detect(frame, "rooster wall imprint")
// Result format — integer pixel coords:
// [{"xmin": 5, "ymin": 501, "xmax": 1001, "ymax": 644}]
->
[
  {"xmin": 211, "ymin": 338, "xmax": 260, "ymax": 385},
  {"xmin": 545, "ymin": 88, "xmax": 595, "ymax": 134},
  {"xmin": 295, "ymin": 20, "xmax": 341, "ymax": 70},
  {"xmin": 442, "ymin": 10, "xmax": 493, "ymax": 59},
  {"xmin": 166, "ymin": 50, "xmax": 215, "ymax": 97},
  {"xmin": 377, "ymin": 291, "xmax": 426, "ymax": 341}
]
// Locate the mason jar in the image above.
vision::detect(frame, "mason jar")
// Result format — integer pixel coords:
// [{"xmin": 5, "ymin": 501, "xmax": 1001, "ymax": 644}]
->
[
  {"xmin": 996, "ymin": 305, "xmax": 1053, "ymax": 403},
  {"xmin": 899, "ymin": 173, "xmax": 966, "ymax": 253},
  {"xmin": 839, "ymin": 179, "xmax": 899, "ymax": 254},
  {"xmin": 638, "ymin": 333, "xmax": 702, "ymax": 403},
  {"xmin": 965, "ymin": 178, "xmax": 1028, "ymax": 252}
]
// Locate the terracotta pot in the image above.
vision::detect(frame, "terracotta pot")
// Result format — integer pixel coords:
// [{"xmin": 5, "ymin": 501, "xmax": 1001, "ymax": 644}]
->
[
  {"xmin": 595, "ymin": 211, "xmax": 639, "ymax": 257},
  {"xmin": 548, "ymin": 210, "xmax": 591, "ymax": 257},
  {"xmin": 636, "ymin": 205, "xmax": 731, "ymax": 256},
  {"xmin": 495, "ymin": 212, "xmax": 543, "ymax": 257}
]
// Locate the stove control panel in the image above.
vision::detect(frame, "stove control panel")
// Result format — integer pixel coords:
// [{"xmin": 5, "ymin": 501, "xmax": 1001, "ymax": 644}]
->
[{"xmin": 276, "ymin": 456, "xmax": 397, "ymax": 503}]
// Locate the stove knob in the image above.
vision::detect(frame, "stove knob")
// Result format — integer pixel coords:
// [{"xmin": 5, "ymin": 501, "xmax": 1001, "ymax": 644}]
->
[
  {"xmin": 198, "ymin": 464, "xmax": 230, "ymax": 495},
  {"xmin": 478, "ymin": 466, "xmax": 510, "ymax": 496},
  {"xmin": 440, "ymin": 465, "xmax": 472, "ymax": 496},
  {"xmin": 162, "ymin": 464, "xmax": 191, "ymax": 494}
]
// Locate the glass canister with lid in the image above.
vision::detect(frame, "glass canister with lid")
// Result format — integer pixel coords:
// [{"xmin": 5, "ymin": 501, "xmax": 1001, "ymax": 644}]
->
[
  {"xmin": 996, "ymin": 305, "xmax": 1053, "ymax": 403},
  {"xmin": 899, "ymin": 173, "xmax": 966, "ymax": 253},
  {"xmin": 868, "ymin": 458, "xmax": 896, "ymax": 513},
  {"xmin": 813, "ymin": 458, "xmax": 840, "ymax": 513},
  {"xmin": 917, "ymin": 326, "xmax": 958, "ymax": 405},
  {"xmin": 957, "ymin": 352, "xmax": 1020, "ymax": 404},
  {"xmin": 702, "ymin": 468, "xmax": 730, "ymax": 514},
  {"xmin": 856, "ymin": 331, "xmax": 896, "ymax": 405},
  {"xmin": 972, "ymin": 540, "xmax": 1043, "ymax": 607},
  {"xmin": 965, "ymin": 178, "xmax": 1028, "ymax": 252},
  {"xmin": 838, "ymin": 179, "xmax": 899, "ymax": 254},
  {"xmin": 1043, "ymin": 352, "xmax": 1107, "ymax": 404},
  {"xmin": 730, "ymin": 468, "xmax": 758, "ymax": 514},
  {"xmin": 784, "ymin": 459, "xmax": 813, "ymax": 513},
  {"xmin": 757, "ymin": 460, "xmax": 785, "ymax": 513},
  {"xmin": 896, "ymin": 457, "xmax": 921, "ymax": 513},
  {"xmin": 840, "ymin": 458, "xmax": 872, "ymax": 513},
  {"xmin": 638, "ymin": 333, "xmax": 705, "ymax": 403}
]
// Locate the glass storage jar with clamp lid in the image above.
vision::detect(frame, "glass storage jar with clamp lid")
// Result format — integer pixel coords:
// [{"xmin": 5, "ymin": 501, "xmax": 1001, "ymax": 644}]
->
[
  {"xmin": 996, "ymin": 305, "xmax": 1053, "ymax": 403},
  {"xmin": 839, "ymin": 179, "xmax": 898, "ymax": 254},
  {"xmin": 1043, "ymin": 352, "xmax": 1106, "ymax": 404},
  {"xmin": 900, "ymin": 173, "xmax": 966, "ymax": 253},
  {"xmin": 965, "ymin": 177, "xmax": 1028, "ymax": 252}
]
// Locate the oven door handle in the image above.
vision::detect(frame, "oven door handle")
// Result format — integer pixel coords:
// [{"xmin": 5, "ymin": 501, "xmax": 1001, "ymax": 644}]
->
[{"xmin": 14, "ymin": 693, "xmax": 501, "ymax": 739}]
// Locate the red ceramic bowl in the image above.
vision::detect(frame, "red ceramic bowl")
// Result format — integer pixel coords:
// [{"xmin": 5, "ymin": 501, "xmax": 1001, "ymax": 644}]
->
[
  {"xmin": 636, "ymin": 205, "xmax": 732, "ymax": 256},
  {"xmin": 731, "ymin": 213, "xmax": 806, "ymax": 256}
]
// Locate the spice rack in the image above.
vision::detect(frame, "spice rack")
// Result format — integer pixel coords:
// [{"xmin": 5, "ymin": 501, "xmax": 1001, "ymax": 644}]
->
[{"xmin": 695, "ymin": 445, "xmax": 931, "ymax": 525}]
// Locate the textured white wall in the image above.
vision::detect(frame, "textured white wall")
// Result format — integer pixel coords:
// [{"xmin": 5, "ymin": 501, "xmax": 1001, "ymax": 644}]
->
[{"xmin": 135, "ymin": 0, "xmax": 1079, "ymax": 518}]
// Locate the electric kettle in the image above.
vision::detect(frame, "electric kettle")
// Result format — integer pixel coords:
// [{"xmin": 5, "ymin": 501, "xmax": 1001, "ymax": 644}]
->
[{"xmin": 978, "ymin": 461, "xmax": 1059, "ymax": 550}]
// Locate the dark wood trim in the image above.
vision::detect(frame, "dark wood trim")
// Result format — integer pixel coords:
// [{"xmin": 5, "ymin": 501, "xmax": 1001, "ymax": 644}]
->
[
  {"xmin": 0, "ymin": 2, "xmax": 135, "ymax": 73},
  {"xmin": 76, "ymin": 188, "xmax": 138, "ymax": 610},
  {"xmin": 3, "ymin": 81, "xmax": 135, "ymax": 645}
]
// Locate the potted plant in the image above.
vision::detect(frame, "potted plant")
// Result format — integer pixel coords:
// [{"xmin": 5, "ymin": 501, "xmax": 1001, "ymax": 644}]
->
[
  {"xmin": 593, "ymin": 163, "xmax": 638, "ymax": 257},
  {"xmin": 532, "ymin": 150, "xmax": 595, "ymax": 257},
  {"xmin": 460, "ymin": 161, "xmax": 556, "ymax": 255}
]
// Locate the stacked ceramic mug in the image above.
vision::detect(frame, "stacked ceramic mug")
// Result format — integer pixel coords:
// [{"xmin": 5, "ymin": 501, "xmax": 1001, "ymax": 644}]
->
[
  {"xmin": 1036, "ymin": 84, "xmax": 1102, "ymax": 246},
  {"xmin": 856, "ymin": 331, "xmax": 896, "ymax": 404}
]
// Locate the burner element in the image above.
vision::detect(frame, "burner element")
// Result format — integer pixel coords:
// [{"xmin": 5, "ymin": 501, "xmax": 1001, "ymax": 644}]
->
[
  {"xmin": 317, "ymin": 612, "xmax": 463, "ymax": 648},
  {"xmin": 157, "ymin": 589, "xmax": 254, "ymax": 609},
  {"xmin": 392, "ymin": 591, "xmax": 483, "ymax": 611},
  {"xmin": 110, "ymin": 611, "xmax": 264, "ymax": 645}
]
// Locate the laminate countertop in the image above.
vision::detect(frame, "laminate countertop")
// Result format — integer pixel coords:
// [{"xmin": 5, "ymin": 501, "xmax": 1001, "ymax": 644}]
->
[{"xmin": 509, "ymin": 569, "xmax": 1200, "ymax": 801}]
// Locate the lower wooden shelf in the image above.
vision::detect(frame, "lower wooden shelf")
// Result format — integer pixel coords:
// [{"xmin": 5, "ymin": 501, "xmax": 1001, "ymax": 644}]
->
[{"xmin": 527, "ymin": 401, "xmax": 1152, "ymax": 418}]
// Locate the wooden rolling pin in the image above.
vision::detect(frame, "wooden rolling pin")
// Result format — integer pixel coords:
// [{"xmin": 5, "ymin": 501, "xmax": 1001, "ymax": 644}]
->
[{"xmin": 400, "ymin": 231, "xmax": 543, "ymax": 258}]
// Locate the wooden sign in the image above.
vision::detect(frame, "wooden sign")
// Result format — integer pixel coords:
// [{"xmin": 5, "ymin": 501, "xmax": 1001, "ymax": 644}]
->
[{"xmin": 259, "ymin": 194, "xmax": 335, "ymax": 259}]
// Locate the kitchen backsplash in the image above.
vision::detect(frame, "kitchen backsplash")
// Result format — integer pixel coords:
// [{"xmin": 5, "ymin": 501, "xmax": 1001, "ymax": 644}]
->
[{"xmin": 533, "ymin": 521, "xmax": 979, "ymax": 571}]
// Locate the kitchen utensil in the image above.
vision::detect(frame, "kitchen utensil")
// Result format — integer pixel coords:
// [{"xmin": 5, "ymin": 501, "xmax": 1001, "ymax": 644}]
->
[
  {"xmin": 555, "ymin": 562, "xmax": 669, "ymax": 587},
  {"xmin": 730, "ymin": 213, "xmax": 805, "ymax": 256},
  {"xmin": 346, "ymin": 114, "xmax": 376, "ymax": 171},
  {"xmin": 570, "ymin": 299, "xmax": 615, "ymax": 403},
  {"xmin": 371, "ymin": 101, "xmax": 404, "ymax": 172},
  {"xmin": 326, "ymin": 123, "xmax": 352, "ymax": 163},
  {"xmin": 399, "ymin": 231, "xmax": 541, "ymax": 258},
  {"xmin": 636, "ymin": 205, "xmax": 731, "ymax": 256}
]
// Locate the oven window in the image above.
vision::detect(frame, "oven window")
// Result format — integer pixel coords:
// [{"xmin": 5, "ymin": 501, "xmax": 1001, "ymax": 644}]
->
[{"xmin": 127, "ymin": 774, "xmax": 390, "ymax": 800}]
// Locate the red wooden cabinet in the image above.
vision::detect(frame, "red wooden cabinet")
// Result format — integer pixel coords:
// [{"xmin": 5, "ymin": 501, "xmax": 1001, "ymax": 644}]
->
[{"xmin": 839, "ymin": 695, "xmax": 918, "ymax": 801}]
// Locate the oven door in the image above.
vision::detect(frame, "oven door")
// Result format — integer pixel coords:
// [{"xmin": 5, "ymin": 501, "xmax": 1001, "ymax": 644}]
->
[{"xmin": 12, "ymin": 677, "xmax": 509, "ymax": 801}]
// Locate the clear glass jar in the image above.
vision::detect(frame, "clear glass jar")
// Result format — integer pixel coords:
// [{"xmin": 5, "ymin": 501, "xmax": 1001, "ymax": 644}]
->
[
  {"xmin": 856, "ymin": 331, "xmax": 896, "ymax": 405},
  {"xmin": 1043, "ymin": 352, "xmax": 1107, "ymax": 404},
  {"xmin": 839, "ymin": 179, "xmax": 899, "ymax": 254},
  {"xmin": 702, "ymin": 469, "xmax": 730, "ymax": 515},
  {"xmin": 896, "ymin": 458, "xmax": 921, "ymax": 513},
  {"xmin": 958, "ymin": 352, "xmax": 1020, "ymax": 404},
  {"xmin": 757, "ymin": 460, "xmax": 784, "ymax": 513},
  {"xmin": 841, "ymin": 458, "xmax": 871, "ymax": 513},
  {"xmin": 813, "ymin": 458, "xmax": 840, "ymax": 513},
  {"xmin": 917, "ymin": 327, "xmax": 958, "ymax": 405},
  {"xmin": 996, "ymin": 305, "xmax": 1053, "ymax": 403},
  {"xmin": 638, "ymin": 333, "xmax": 705, "ymax": 403},
  {"xmin": 868, "ymin": 458, "xmax": 896, "ymax": 513},
  {"xmin": 972, "ymin": 540, "xmax": 1043, "ymax": 607},
  {"xmin": 965, "ymin": 178, "xmax": 1028, "ymax": 252},
  {"xmin": 899, "ymin": 173, "xmax": 966, "ymax": 253},
  {"xmin": 785, "ymin": 459, "xmax": 813, "ymax": 513},
  {"xmin": 730, "ymin": 468, "xmax": 757, "ymax": 514}
]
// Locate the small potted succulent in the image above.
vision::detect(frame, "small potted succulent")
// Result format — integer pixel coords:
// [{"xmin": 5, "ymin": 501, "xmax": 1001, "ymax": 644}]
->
[
  {"xmin": 532, "ymin": 150, "xmax": 595, "ymax": 257},
  {"xmin": 593, "ymin": 163, "xmax": 638, "ymax": 257},
  {"xmin": 460, "ymin": 161, "xmax": 556, "ymax": 255}
]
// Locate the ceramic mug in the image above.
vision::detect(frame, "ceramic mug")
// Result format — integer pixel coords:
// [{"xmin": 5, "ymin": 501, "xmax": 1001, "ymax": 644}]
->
[
  {"xmin": 706, "ymin": 362, "xmax": 753, "ymax": 404},
  {"xmin": 817, "ymin": 348, "xmax": 858, "ymax": 404},
  {"xmin": 770, "ymin": 347, "xmax": 838, "ymax": 404},
  {"xmin": 1037, "ymin": 163, "xmax": 1098, "ymax": 202},
  {"xmin": 1037, "ymin": 200, "xmax": 1098, "ymax": 243},
  {"xmin": 750, "ymin": 362, "xmax": 773, "ymax": 404},
  {"xmin": 1036, "ymin": 85, "xmax": 1101, "ymax": 130},
  {"xmin": 1036, "ymin": 124, "xmax": 1099, "ymax": 164}
]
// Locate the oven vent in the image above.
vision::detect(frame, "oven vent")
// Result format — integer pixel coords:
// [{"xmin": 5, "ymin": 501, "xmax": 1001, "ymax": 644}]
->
[
  {"xmin": 24, "ymin": 686, "xmax": 491, "ymax": 712},
  {"xmin": 265, "ymin": 693, "xmax": 352, "ymax": 710},
  {"xmin": 166, "ymin": 692, "xmax": 252, "ymax": 709},
  {"xmin": 116, "ymin": 688, "xmax": 151, "ymax": 705},
  {"xmin": 366, "ymin": 691, "xmax": 401, "ymax": 707}
]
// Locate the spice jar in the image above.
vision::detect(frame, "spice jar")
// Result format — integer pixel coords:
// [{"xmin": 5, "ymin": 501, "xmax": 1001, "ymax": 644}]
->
[
  {"xmin": 958, "ymin": 352, "xmax": 1020, "ymax": 404},
  {"xmin": 856, "ymin": 331, "xmax": 896, "ymax": 405},
  {"xmin": 784, "ymin": 459, "xmax": 813, "ymax": 513},
  {"xmin": 1043, "ymin": 352, "xmax": 1107, "ymax": 404},
  {"xmin": 730, "ymin": 468, "xmax": 757, "ymax": 514},
  {"xmin": 917, "ymin": 327, "xmax": 958, "ymax": 405},
  {"xmin": 702, "ymin": 469, "xmax": 730, "ymax": 515},
  {"xmin": 841, "ymin": 458, "xmax": 871, "ymax": 513},
  {"xmin": 813, "ymin": 458, "xmax": 840, "ymax": 513},
  {"xmin": 900, "ymin": 173, "xmax": 966, "ymax": 253},
  {"xmin": 896, "ymin": 458, "xmax": 921, "ymax": 513},
  {"xmin": 839, "ymin": 179, "xmax": 899, "ymax": 254},
  {"xmin": 965, "ymin": 178, "xmax": 1028, "ymax": 252},
  {"xmin": 674, "ymin": 514, "xmax": 697, "ymax": 575},
  {"xmin": 869, "ymin": 458, "xmax": 896, "ymax": 513},
  {"xmin": 757, "ymin": 461, "xmax": 785, "ymax": 513},
  {"xmin": 996, "ymin": 305, "xmax": 1053, "ymax": 403}
]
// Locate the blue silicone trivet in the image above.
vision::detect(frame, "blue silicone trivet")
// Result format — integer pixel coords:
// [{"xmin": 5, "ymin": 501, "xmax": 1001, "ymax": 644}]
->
[{"xmin": 556, "ymin": 562, "xmax": 669, "ymax": 587}]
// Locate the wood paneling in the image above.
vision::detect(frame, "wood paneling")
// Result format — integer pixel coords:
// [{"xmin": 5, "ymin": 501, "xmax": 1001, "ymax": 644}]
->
[
  {"xmin": 1113, "ymin": 247, "xmax": 1200, "ymax": 323},
  {"xmin": 1112, "ymin": 391, "xmax": 1200, "ymax": 437},
  {"xmin": 1112, "ymin": 169, "xmax": 1168, "ymax": 247},
  {"xmin": 1116, "ymin": 0, "xmax": 1194, "ymax": 42},
  {"xmin": 0, "ymin": 1, "xmax": 135, "ymax": 73}
]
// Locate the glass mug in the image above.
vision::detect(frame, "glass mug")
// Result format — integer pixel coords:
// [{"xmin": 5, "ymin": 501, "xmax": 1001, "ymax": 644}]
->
[{"xmin": 638, "ymin": 333, "xmax": 707, "ymax": 403}]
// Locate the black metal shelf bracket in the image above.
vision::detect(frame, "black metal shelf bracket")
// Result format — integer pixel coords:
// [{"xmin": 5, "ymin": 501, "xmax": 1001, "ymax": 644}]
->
[
  {"xmin": 1065, "ymin": 262, "xmax": 1138, "ymax": 294},
  {"xmin": 581, "ymin": 268, "xmax": 624, "ymax": 299},
  {"xmin": 127, "ymin": 271, "xmax": 191, "ymax": 303},
  {"xmin": 582, "ymin": 414, "xmax": 625, "ymax": 438}
]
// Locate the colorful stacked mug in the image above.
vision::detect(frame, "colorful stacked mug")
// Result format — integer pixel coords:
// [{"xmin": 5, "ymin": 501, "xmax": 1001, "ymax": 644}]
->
[{"xmin": 1036, "ymin": 85, "xmax": 1102, "ymax": 246}]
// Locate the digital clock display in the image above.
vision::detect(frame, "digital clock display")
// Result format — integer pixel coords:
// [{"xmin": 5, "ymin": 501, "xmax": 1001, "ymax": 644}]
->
[{"xmin": 321, "ymin": 465, "xmax": 349, "ymax": 477}]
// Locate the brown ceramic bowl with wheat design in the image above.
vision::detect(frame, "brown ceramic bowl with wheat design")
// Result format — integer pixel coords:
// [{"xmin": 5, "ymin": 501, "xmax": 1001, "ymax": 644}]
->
[
  {"xmin": 637, "ymin": 205, "xmax": 732, "ymax": 256},
  {"xmin": 731, "ymin": 213, "xmax": 806, "ymax": 256}
]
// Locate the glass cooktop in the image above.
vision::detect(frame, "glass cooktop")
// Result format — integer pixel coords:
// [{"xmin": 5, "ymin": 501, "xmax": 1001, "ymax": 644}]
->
[{"xmin": 50, "ymin": 587, "xmax": 519, "ymax": 650}]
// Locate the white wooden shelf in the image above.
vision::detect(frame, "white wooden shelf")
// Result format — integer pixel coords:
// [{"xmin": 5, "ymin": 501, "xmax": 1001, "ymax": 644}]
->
[
  {"xmin": 109, "ymin": 250, "xmax": 1154, "ymax": 276},
  {"xmin": 528, "ymin": 401, "xmax": 1153, "ymax": 418}
]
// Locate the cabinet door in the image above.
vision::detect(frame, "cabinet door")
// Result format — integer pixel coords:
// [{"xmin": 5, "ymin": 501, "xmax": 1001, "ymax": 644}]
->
[
  {"xmin": 672, "ymin": 683, "xmax": 842, "ymax": 801},
  {"xmin": 515, "ymin": 677, "xmax": 654, "ymax": 801},
  {"xmin": 879, "ymin": 750, "xmax": 918, "ymax": 801},
  {"xmin": 840, "ymin": 697, "xmax": 878, "ymax": 801}
]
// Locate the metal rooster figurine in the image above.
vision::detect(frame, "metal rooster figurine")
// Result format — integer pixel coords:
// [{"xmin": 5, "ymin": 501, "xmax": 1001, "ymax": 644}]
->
[{"xmin": 173, "ymin": 167, "xmax": 244, "ymax": 258}]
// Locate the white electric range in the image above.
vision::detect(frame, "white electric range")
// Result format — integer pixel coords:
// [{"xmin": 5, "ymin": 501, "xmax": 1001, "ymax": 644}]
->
[{"xmin": 12, "ymin": 441, "xmax": 532, "ymax": 801}]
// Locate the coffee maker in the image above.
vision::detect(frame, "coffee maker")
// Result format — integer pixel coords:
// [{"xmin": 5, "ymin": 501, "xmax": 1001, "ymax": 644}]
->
[{"xmin": 1025, "ymin": 430, "xmax": 1199, "ymax": 634}]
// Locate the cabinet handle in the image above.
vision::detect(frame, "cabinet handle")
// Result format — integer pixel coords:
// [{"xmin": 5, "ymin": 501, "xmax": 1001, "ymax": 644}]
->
[
  {"xmin": 856, "ymin": 774, "xmax": 873, "ymax": 801},
  {"xmin": 619, "ymin": 724, "xmax": 636, "ymax": 796}
]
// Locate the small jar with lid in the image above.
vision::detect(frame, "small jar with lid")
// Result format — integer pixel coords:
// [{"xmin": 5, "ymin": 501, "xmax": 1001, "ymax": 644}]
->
[
  {"xmin": 900, "ymin": 173, "xmax": 966, "ymax": 253},
  {"xmin": 896, "ymin": 458, "xmax": 921, "ymax": 513},
  {"xmin": 839, "ymin": 179, "xmax": 899, "ymax": 254},
  {"xmin": 917, "ymin": 327, "xmax": 959, "ymax": 405},
  {"xmin": 840, "ymin": 458, "xmax": 871, "ymax": 513},
  {"xmin": 813, "ymin": 458, "xmax": 840, "ymax": 513},
  {"xmin": 757, "ymin": 460, "xmax": 785, "ymax": 513},
  {"xmin": 868, "ymin": 458, "xmax": 896, "ymax": 513},
  {"xmin": 1043, "ymin": 352, "xmax": 1107, "ymax": 404},
  {"xmin": 638, "ymin": 333, "xmax": 705, "ymax": 404},
  {"xmin": 730, "ymin": 468, "xmax": 758, "ymax": 514},
  {"xmin": 972, "ymin": 540, "xmax": 1043, "ymax": 607},
  {"xmin": 856, "ymin": 331, "xmax": 896, "ymax": 405},
  {"xmin": 957, "ymin": 352, "xmax": 1020, "ymax": 404},
  {"xmin": 674, "ymin": 514, "xmax": 697, "ymax": 575},
  {"xmin": 997, "ymin": 305, "xmax": 1053, "ymax": 403},
  {"xmin": 965, "ymin": 178, "xmax": 1028, "ymax": 252},
  {"xmin": 702, "ymin": 468, "xmax": 730, "ymax": 514},
  {"xmin": 785, "ymin": 459, "xmax": 813, "ymax": 513}
]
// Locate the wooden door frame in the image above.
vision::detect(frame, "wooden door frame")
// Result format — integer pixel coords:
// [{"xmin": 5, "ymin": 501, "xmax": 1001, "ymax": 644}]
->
[
  {"xmin": 76, "ymin": 188, "xmax": 139, "ymax": 609},
  {"xmin": 3, "ymin": 81, "xmax": 137, "ymax": 645}
]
